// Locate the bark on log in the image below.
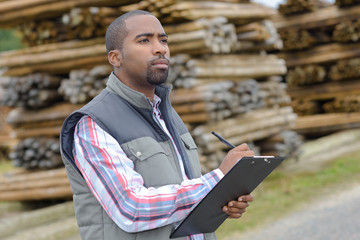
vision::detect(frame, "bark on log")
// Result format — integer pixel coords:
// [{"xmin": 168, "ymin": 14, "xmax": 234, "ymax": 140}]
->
[
  {"xmin": 278, "ymin": 0, "xmax": 329, "ymax": 16},
  {"xmin": 286, "ymin": 64, "xmax": 326, "ymax": 86},
  {"xmin": 287, "ymin": 79, "xmax": 360, "ymax": 101},
  {"xmin": 328, "ymin": 57, "xmax": 360, "ymax": 81},
  {"xmin": 273, "ymin": 5, "xmax": 360, "ymax": 31},
  {"xmin": 0, "ymin": 73, "xmax": 62, "ymax": 109},
  {"xmin": 278, "ymin": 42, "xmax": 360, "ymax": 67},
  {"xmin": 192, "ymin": 107, "xmax": 297, "ymax": 153},
  {"xmin": 293, "ymin": 112, "xmax": 360, "ymax": 136},
  {"xmin": 6, "ymin": 102, "xmax": 82, "ymax": 126},
  {"xmin": 335, "ymin": 0, "xmax": 360, "ymax": 7},
  {"xmin": 0, "ymin": 0, "xmax": 133, "ymax": 28},
  {"xmin": 58, "ymin": 65, "xmax": 112, "ymax": 104}
]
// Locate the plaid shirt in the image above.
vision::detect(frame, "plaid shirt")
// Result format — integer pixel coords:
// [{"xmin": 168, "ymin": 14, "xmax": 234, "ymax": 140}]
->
[{"xmin": 73, "ymin": 96, "xmax": 223, "ymax": 239}]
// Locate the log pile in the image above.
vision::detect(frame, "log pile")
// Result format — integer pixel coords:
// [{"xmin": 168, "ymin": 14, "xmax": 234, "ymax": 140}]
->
[
  {"xmin": 273, "ymin": 4, "xmax": 360, "ymax": 51},
  {"xmin": 335, "ymin": 0, "xmax": 360, "ymax": 7},
  {"xmin": 16, "ymin": 7, "xmax": 120, "ymax": 46},
  {"xmin": 255, "ymin": 130, "xmax": 303, "ymax": 160},
  {"xmin": 58, "ymin": 65, "xmax": 112, "ymax": 104},
  {"xmin": 5, "ymin": 102, "xmax": 82, "ymax": 139},
  {"xmin": 332, "ymin": 19, "xmax": 360, "ymax": 43},
  {"xmin": 0, "ymin": 0, "xmax": 135, "ymax": 28},
  {"xmin": 166, "ymin": 17, "xmax": 237, "ymax": 55},
  {"xmin": 323, "ymin": 95, "xmax": 360, "ymax": 113},
  {"xmin": 9, "ymin": 138, "xmax": 62, "ymax": 170},
  {"xmin": 192, "ymin": 107, "xmax": 296, "ymax": 154},
  {"xmin": 0, "ymin": 168, "xmax": 72, "ymax": 201},
  {"xmin": 0, "ymin": 38, "xmax": 107, "ymax": 76},
  {"xmin": 0, "ymin": 0, "xmax": 301, "ymax": 200},
  {"xmin": 156, "ymin": 1, "xmax": 276, "ymax": 24},
  {"xmin": 0, "ymin": 73, "xmax": 62, "ymax": 109},
  {"xmin": 274, "ymin": 1, "xmax": 360, "ymax": 136},
  {"xmin": 278, "ymin": 0, "xmax": 329, "ymax": 16},
  {"xmin": 0, "ymin": 106, "xmax": 14, "ymax": 160}
]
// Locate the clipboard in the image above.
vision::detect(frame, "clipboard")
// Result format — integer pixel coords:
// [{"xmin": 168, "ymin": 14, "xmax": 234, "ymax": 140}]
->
[{"xmin": 170, "ymin": 156, "xmax": 285, "ymax": 238}]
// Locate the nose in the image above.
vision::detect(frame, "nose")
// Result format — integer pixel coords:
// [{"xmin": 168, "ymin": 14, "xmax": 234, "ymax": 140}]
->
[{"xmin": 153, "ymin": 40, "xmax": 168, "ymax": 56}]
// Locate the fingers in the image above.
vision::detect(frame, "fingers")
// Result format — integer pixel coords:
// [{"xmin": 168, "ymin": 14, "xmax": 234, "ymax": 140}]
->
[
  {"xmin": 238, "ymin": 194, "xmax": 253, "ymax": 203},
  {"xmin": 233, "ymin": 143, "xmax": 251, "ymax": 151},
  {"xmin": 223, "ymin": 194, "xmax": 253, "ymax": 219},
  {"xmin": 219, "ymin": 143, "xmax": 255, "ymax": 175}
]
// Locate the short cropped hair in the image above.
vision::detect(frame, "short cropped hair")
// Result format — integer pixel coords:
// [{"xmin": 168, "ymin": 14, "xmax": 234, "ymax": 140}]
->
[{"xmin": 105, "ymin": 10, "xmax": 153, "ymax": 54}]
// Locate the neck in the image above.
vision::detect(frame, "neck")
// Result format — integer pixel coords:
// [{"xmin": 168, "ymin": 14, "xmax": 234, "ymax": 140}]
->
[{"xmin": 113, "ymin": 71, "xmax": 155, "ymax": 102}]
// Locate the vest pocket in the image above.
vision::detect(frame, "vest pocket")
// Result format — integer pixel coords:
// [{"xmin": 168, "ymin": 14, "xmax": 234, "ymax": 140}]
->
[
  {"xmin": 125, "ymin": 137, "xmax": 183, "ymax": 187},
  {"xmin": 180, "ymin": 133, "xmax": 202, "ymax": 177}
]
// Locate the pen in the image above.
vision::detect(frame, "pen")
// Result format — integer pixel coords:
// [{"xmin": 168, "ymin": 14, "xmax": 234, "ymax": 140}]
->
[{"xmin": 211, "ymin": 131, "xmax": 235, "ymax": 149}]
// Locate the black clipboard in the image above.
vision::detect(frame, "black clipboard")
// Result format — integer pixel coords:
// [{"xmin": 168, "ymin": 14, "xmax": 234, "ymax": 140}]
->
[{"xmin": 170, "ymin": 156, "xmax": 285, "ymax": 238}]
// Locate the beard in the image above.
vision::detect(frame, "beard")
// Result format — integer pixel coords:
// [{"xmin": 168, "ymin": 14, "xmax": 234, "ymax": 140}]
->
[
  {"xmin": 146, "ymin": 68, "xmax": 169, "ymax": 85},
  {"xmin": 146, "ymin": 57, "xmax": 169, "ymax": 85}
]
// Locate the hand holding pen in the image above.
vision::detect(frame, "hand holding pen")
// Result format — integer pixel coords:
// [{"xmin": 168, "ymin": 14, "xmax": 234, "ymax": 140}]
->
[
  {"xmin": 211, "ymin": 131, "xmax": 255, "ymax": 219},
  {"xmin": 211, "ymin": 131, "xmax": 254, "ymax": 175}
]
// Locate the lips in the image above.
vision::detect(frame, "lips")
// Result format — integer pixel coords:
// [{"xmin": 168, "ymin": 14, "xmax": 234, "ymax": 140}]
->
[{"xmin": 151, "ymin": 59, "xmax": 169, "ymax": 69}]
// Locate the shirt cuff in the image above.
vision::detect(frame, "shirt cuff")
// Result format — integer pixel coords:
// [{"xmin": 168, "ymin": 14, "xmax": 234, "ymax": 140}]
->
[{"xmin": 200, "ymin": 168, "xmax": 224, "ymax": 192}]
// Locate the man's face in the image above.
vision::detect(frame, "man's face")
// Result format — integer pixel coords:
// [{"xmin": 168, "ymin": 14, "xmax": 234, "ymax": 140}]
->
[{"xmin": 120, "ymin": 15, "xmax": 170, "ymax": 88}]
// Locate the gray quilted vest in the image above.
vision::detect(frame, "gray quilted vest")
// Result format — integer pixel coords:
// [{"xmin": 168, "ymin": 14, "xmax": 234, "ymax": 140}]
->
[{"xmin": 60, "ymin": 73, "xmax": 217, "ymax": 240}]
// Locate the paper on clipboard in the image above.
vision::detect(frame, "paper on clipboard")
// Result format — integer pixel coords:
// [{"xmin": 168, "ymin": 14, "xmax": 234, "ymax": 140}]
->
[{"xmin": 170, "ymin": 156, "xmax": 285, "ymax": 238}]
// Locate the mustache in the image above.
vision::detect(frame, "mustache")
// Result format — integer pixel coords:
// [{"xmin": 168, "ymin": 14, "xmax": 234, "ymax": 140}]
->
[{"xmin": 149, "ymin": 55, "xmax": 170, "ymax": 64}]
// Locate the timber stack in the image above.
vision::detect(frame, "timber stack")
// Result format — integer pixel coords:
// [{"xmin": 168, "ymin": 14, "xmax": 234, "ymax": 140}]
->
[
  {"xmin": 273, "ymin": 0, "xmax": 360, "ymax": 137},
  {"xmin": 0, "ymin": 0, "xmax": 299, "ymax": 201}
]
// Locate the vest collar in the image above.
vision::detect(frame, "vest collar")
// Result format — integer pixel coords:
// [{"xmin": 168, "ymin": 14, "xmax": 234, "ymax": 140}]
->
[{"xmin": 105, "ymin": 72, "xmax": 172, "ymax": 109}]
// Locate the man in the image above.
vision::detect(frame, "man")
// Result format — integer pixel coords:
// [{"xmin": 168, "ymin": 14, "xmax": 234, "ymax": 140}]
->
[{"xmin": 60, "ymin": 10, "xmax": 254, "ymax": 240}]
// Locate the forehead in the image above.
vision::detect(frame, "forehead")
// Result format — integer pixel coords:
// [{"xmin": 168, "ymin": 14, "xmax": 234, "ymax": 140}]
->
[{"xmin": 124, "ymin": 15, "xmax": 165, "ymax": 37}]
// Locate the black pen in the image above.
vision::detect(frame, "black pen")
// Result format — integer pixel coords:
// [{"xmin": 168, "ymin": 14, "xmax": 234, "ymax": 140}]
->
[{"xmin": 211, "ymin": 131, "xmax": 235, "ymax": 149}]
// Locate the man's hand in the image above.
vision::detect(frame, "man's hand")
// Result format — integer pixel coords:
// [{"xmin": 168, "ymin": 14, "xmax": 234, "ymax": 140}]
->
[
  {"xmin": 219, "ymin": 143, "xmax": 254, "ymax": 175},
  {"xmin": 222, "ymin": 194, "xmax": 253, "ymax": 218}
]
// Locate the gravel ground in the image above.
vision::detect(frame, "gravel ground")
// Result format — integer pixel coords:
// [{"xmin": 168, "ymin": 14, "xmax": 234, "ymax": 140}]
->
[{"xmin": 225, "ymin": 183, "xmax": 360, "ymax": 240}]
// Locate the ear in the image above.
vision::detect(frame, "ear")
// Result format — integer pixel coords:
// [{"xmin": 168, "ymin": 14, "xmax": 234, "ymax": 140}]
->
[{"xmin": 108, "ymin": 49, "xmax": 122, "ymax": 68}]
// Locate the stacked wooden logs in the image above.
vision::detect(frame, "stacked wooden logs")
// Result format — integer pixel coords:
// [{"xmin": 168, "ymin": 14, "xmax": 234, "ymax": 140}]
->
[
  {"xmin": 0, "ymin": 168, "xmax": 72, "ymax": 201},
  {"xmin": 0, "ymin": 38, "xmax": 107, "ymax": 76},
  {"xmin": 170, "ymin": 81, "xmax": 238, "ymax": 123},
  {"xmin": 0, "ymin": 0, "xmax": 136, "ymax": 28},
  {"xmin": 234, "ymin": 20, "xmax": 283, "ymax": 52},
  {"xmin": 332, "ymin": 19, "xmax": 360, "ymax": 43},
  {"xmin": 192, "ymin": 107, "xmax": 297, "ymax": 155},
  {"xmin": 323, "ymin": 95, "xmax": 360, "ymax": 113},
  {"xmin": 0, "ymin": 1, "xmax": 301, "ymax": 201},
  {"xmin": 165, "ymin": 17, "xmax": 237, "ymax": 55},
  {"xmin": 58, "ymin": 65, "xmax": 112, "ymax": 104},
  {"xmin": 9, "ymin": 138, "xmax": 62, "ymax": 170},
  {"xmin": 273, "ymin": 5, "xmax": 360, "ymax": 51},
  {"xmin": 286, "ymin": 64, "xmax": 326, "ymax": 86},
  {"xmin": 173, "ymin": 54, "xmax": 287, "ymax": 81},
  {"xmin": 274, "ymin": 1, "xmax": 360, "ymax": 136},
  {"xmin": 0, "ymin": 73, "xmax": 62, "ymax": 109},
  {"xmin": 278, "ymin": 0, "xmax": 329, "ymax": 16},
  {"xmin": 4, "ymin": 103, "xmax": 81, "ymax": 174},
  {"xmin": 5, "ymin": 102, "xmax": 82, "ymax": 140},
  {"xmin": 16, "ymin": 7, "xmax": 120, "ymax": 46},
  {"xmin": 156, "ymin": 1, "xmax": 277, "ymax": 24},
  {"xmin": 256, "ymin": 130, "xmax": 304, "ymax": 160},
  {"xmin": 328, "ymin": 57, "xmax": 360, "ymax": 81},
  {"xmin": 335, "ymin": 0, "xmax": 360, "ymax": 7}
]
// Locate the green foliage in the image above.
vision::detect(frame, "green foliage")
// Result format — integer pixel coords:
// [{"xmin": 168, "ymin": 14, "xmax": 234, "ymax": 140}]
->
[{"xmin": 0, "ymin": 29, "xmax": 23, "ymax": 52}]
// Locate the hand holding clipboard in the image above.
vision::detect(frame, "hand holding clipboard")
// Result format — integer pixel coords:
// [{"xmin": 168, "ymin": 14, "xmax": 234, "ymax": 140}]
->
[{"xmin": 170, "ymin": 132, "xmax": 285, "ymax": 238}]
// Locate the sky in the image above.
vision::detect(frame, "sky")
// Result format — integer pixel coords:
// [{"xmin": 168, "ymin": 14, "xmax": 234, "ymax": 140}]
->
[{"xmin": 252, "ymin": 0, "xmax": 335, "ymax": 9}]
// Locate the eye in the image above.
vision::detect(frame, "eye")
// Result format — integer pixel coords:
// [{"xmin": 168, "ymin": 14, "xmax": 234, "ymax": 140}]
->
[
  {"xmin": 161, "ymin": 38, "xmax": 168, "ymax": 44},
  {"xmin": 139, "ymin": 38, "xmax": 149, "ymax": 43}
]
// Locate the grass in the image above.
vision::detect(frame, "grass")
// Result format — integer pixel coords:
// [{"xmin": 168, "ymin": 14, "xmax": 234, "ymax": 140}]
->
[{"xmin": 217, "ymin": 150, "xmax": 360, "ymax": 239}]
